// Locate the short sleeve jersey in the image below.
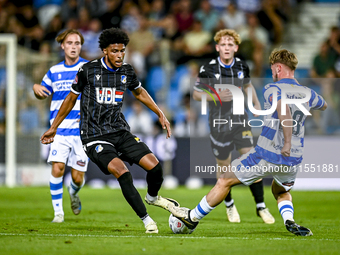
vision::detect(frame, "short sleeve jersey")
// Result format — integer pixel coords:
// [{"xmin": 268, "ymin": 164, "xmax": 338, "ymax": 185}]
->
[
  {"xmin": 41, "ymin": 57, "xmax": 88, "ymax": 136},
  {"xmin": 255, "ymin": 78, "xmax": 325, "ymax": 165},
  {"xmin": 194, "ymin": 57, "xmax": 251, "ymax": 134},
  {"xmin": 71, "ymin": 57, "xmax": 141, "ymax": 140}
]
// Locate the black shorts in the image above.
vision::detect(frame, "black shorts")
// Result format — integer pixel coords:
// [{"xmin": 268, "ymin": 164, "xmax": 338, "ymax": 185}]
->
[
  {"xmin": 210, "ymin": 126, "xmax": 253, "ymax": 160},
  {"xmin": 82, "ymin": 130, "xmax": 152, "ymax": 175}
]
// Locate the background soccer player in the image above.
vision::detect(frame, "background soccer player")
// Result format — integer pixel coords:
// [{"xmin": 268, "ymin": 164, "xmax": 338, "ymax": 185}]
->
[
  {"xmin": 193, "ymin": 29, "xmax": 274, "ymax": 223},
  {"xmin": 173, "ymin": 48, "xmax": 328, "ymax": 236},
  {"xmin": 40, "ymin": 28, "xmax": 179, "ymax": 233},
  {"xmin": 33, "ymin": 29, "xmax": 89, "ymax": 223}
]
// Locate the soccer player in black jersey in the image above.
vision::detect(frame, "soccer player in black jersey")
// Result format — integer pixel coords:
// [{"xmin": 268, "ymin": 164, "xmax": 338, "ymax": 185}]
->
[
  {"xmin": 193, "ymin": 29, "xmax": 275, "ymax": 223},
  {"xmin": 40, "ymin": 28, "xmax": 179, "ymax": 233}
]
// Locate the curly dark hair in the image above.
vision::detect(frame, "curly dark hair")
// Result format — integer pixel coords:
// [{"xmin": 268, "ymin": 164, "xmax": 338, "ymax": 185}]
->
[{"xmin": 99, "ymin": 28, "xmax": 130, "ymax": 50}]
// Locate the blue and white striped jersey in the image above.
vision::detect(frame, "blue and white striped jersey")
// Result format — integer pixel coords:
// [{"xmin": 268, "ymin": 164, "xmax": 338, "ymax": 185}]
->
[
  {"xmin": 41, "ymin": 57, "xmax": 88, "ymax": 136},
  {"xmin": 255, "ymin": 78, "xmax": 325, "ymax": 166}
]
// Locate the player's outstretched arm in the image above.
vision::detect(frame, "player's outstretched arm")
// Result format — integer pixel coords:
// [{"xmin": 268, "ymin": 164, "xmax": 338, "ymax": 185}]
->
[
  {"xmin": 318, "ymin": 101, "xmax": 328, "ymax": 111},
  {"xmin": 40, "ymin": 92, "xmax": 78, "ymax": 144},
  {"xmin": 33, "ymin": 84, "xmax": 51, "ymax": 100},
  {"xmin": 132, "ymin": 87, "xmax": 171, "ymax": 138},
  {"xmin": 277, "ymin": 99, "xmax": 292, "ymax": 157},
  {"xmin": 193, "ymin": 90, "xmax": 232, "ymax": 102}
]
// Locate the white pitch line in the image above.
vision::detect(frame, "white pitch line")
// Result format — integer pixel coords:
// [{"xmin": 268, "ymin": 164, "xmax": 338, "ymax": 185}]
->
[{"xmin": 0, "ymin": 233, "xmax": 338, "ymax": 241}]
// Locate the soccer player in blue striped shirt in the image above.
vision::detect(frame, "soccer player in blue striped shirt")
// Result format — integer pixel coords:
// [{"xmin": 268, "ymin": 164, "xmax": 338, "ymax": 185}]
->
[
  {"xmin": 171, "ymin": 49, "xmax": 328, "ymax": 236},
  {"xmin": 33, "ymin": 29, "xmax": 89, "ymax": 223}
]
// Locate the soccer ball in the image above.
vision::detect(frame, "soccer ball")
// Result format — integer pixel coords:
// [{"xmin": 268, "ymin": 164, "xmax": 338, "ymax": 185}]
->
[{"xmin": 169, "ymin": 213, "xmax": 190, "ymax": 234}]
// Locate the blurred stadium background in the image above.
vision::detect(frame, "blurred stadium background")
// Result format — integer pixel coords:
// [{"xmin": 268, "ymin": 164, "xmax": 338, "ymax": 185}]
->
[{"xmin": 0, "ymin": 0, "xmax": 339, "ymax": 189}]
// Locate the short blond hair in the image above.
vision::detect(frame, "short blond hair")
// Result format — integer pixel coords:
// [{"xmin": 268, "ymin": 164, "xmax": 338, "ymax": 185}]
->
[
  {"xmin": 269, "ymin": 48, "xmax": 298, "ymax": 71},
  {"xmin": 56, "ymin": 29, "xmax": 84, "ymax": 45},
  {"xmin": 214, "ymin": 29, "xmax": 241, "ymax": 45}
]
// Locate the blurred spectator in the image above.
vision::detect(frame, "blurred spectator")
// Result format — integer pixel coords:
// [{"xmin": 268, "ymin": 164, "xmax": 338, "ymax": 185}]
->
[
  {"xmin": 147, "ymin": 0, "xmax": 167, "ymax": 40},
  {"xmin": 174, "ymin": 0, "xmax": 194, "ymax": 36},
  {"xmin": 208, "ymin": 0, "xmax": 229, "ymax": 13},
  {"xmin": 120, "ymin": 4, "xmax": 142, "ymax": 34},
  {"xmin": 78, "ymin": 0, "xmax": 107, "ymax": 19},
  {"xmin": 237, "ymin": 13, "xmax": 269, "ymax": 77},
  {"xmin": 147, "ymin": 1, "xmax": 177, "ymax": 40},
  {"xmin": 0, "ymin": 8, "xmax": 9, "ymax": 33},
  {"xmin": 257, "ymin": 0, "xmax": 287, "ymax": 45},
  {"xmin": 218, "ymin": 2, "xmax": 246, "ymax": 31},
  {"xmin": 310, "ymin": 41, "xmax": 337, "ymax": 79},
  {"xmin": 126, "ymin": 101, "xmax": 154, "ymax": 136},
  {"xmin": 78, "ymin": 6, "xmax": 92, "ymax": 32},
  {"xmin": 60, "ymin": 0, "xmax": 79, "ymax": 23},
  {"xmin": 194, "ymin": 0, "xmax": 220, "ymax": 32},
  {"xmin": 43, "ymin": 14, "xmax": 63, "ymax": 44},
  {"xmin": 235, "ymin": 0, "xmax": 261, "ymax": 13},
  {"xmin": 33, "ymin": 0, "xmax": 62, "ymax": 29},
  {"xmin": 127, "ymin": 16, "xmax": 155, "ymax": 80},
  {"xmin": 178, "ymin": 61, "xmax": 199, "ymax": 96},
  {"xmin": 11, "ymin": 4, "xmax": 43, "ymax": 51},
  {"xmin": 99, "ymin": 0, "xmax": 123, "ymax": 30},
  {"xmin": 81, "ymin": 19, "xmax": 103, "ymax": 60},
  {"xmin": 310, "ymin": 40, "xmax": 339, "ymax": 134},
  {"xmin": 176, "ymin": 19, "xmax": 213, "ymax": 65},
  {"xmin": 328, "ymin": 26, "xmax": 340, "ymax": 77}
]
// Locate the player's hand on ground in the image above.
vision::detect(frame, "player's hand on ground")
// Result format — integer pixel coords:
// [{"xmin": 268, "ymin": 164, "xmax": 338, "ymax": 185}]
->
[
  {"xmin": 40, "ymin": 129, "xmax": 57, "ymax": 144},
  {"xmin": 219, "ymin": 89, "xmax": 233, "ymax": 102},
  {"xmin": 159, "ymin": 114, "xmax": 171, "ymax": 139},
  {"xmin": 281, "ymin": 143, "xmax": 291, "ymax": 157},
  {"xmin": 33, "ymin": 84, "xmax": 51, "ymax": 99}
]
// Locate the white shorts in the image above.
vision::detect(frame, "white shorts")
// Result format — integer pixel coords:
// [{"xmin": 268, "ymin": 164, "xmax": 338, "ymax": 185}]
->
[
  {"xmin": 232, "ymin": 148, "xmax": 298, "ymax": 191},
  {"xmin": 47, "ymin": 135, "xmax": 88, "ymax": 172}
]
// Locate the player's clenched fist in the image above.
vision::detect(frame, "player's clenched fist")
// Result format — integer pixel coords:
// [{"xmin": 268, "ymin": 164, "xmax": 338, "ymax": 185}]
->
[{"xmin": 219, "ymin": 89, "xmax": 233, "ymax": 102}]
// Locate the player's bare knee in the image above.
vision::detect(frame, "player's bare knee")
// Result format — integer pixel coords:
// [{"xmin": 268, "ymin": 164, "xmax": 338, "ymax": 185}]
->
[
  {"xmin": 216, "ymin": 177, "xmax": 233, "ymax": 189},
  {"xmin": 107, "ymin": 158, "xmax": 129, "ymax": 178},
  {"xmin": 139, "ymin": 153, "xmax": 159, "ymax": 171},
  {"xmin": 71, "ymin": 170, "xmax": 84, "ymax": 185},
  {"xmin": 271, "ymin": 182, "xmax": 290, "ymax": 200},
  {"xmin": 52, "ymin": 162, "xmax": 65, "ymax": 177}
]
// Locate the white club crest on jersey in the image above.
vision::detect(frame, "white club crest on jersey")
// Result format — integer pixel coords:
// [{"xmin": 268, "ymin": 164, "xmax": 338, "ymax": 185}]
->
[
  {"xmin": 200, "ymin": 66, "xmax": 205, "ymax": 73},
  {"xmin": 96, "ymin": 74, "xmax": 101, "ymax": 81},
  {"xmin": 215, "ymin": 73, "xmax": 220, "ymax": 80},
  {"xmin": 237, "ymin": 71, "xmax": 244, "ymax": 79},
  {"xmin": 95, "ymin": 145, "xmax": 103, "ymax": 153},
  {"xmin": 121, "ymin": 75, "xmax": 127, "ymax": 84}
]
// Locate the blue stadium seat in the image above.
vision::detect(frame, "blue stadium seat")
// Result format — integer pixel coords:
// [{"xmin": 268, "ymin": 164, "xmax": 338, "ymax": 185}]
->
[
  {"xmin": 170, "ymin": 65, "xmax": 189, "ymax": 89},
  {"xmin": 146, "ymin": 66, "xmax": 165, "ymax": 100},
  {"xmin": 19, "ymin": 108, "xmax": 39, "ymax": 134}
]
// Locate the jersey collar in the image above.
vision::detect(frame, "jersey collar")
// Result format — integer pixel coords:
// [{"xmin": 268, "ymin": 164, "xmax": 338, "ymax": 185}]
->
[
  {"xmin": 218, "ymin": 57, "xmax": 235, "ymax": 68},
  {"xmin": 101, "ymin": 57, "xmax": 119, "ymax": 72},
  {"xmin": 276, "ymin": 78, "xmax": 301, "ymax": 86},
  {"xmin": 63, "ymin": 57, "xmax": 82, "ymax": 68}
]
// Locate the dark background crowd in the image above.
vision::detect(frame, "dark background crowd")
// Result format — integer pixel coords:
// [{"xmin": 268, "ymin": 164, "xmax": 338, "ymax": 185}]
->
[{"xmin": 0, "ymin": 0, "xmax": 340, "ymax": 137}]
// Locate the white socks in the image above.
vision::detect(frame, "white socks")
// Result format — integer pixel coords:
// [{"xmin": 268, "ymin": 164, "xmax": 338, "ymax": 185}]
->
[
  {"xmin": 50, "ymin": 175, "xmax": 64, "ymax": 216},
  {"xmin": 256, "ymin": 202, "xmax": 266, "ymax": 209},
  {"xmin": 224, "ymin": 199, "xmax": 234, "ymax": 207},
  {"xmin": 146, "ymin": 193, "xmax": 157, "ymax": 203},
  {"xmin": 278, "ymin": 200, "xmax": 294, "ymax": 223},
  {"xmin": 141, "ymin": 214, "xmax": 154, "ymax": 226},
  {"xmin": 190, "ymin": 196, "xmax": 215, "ymax": 221},
  {"xmin": 68, "ymin": 178, "xmax": 85, "ymax": 196}
]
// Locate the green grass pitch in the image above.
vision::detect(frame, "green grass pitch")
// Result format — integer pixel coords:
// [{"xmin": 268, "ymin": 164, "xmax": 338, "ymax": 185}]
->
[{"xmin": 0, "ymin": 186, "xmax": 339, "ymax": 255}]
